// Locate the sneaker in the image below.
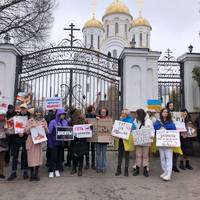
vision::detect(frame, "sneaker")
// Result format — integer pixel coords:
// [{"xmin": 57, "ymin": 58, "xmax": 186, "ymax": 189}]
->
[
  {"xmin": 162, "ymin": 174, "xmax": 171, "ymax": 181},
  {"xmin": 7, "ymin": 173, "xmax": 17, "ymax": 181},
  {"xmin": 55, "ymin": 170, "xmax": 60, "ymax": 177},
  {"xmin": 160, "ymin": 173, "xmax": 166, "ymax": 179},
  {"xmin": 49, "ymin": 172, "xmax": 54, "ymax": 178}
]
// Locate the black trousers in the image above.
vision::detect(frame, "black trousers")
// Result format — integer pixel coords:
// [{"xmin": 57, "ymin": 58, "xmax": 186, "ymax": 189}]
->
[
  {"xmin": 117, "ymin": 139, "xmax": 129, "ymax": 168},
  {"xmin": 173, "ymin": 153, "xmax": 179, "ymax": 167},
  {"xmin": 66, "ymin": 144, "xmax": 73, "ymax": 165},
  {"xmin": 5, "ymin": 135, "xmax": 14, "ymax": 164},
  {"xmin": 72, "ymin": 155, "xmax": 84, "ymax": 170},
  {"xmin": 49, "ymin": 146, "xmax": 63, "ymax": 172},
  {"xmin": 85, "ymin": 142, "xmax": 95, "ymax": 166},
  {"xmin": 11, "ymin": 139, "xmax": 28, "ymax": 172}
]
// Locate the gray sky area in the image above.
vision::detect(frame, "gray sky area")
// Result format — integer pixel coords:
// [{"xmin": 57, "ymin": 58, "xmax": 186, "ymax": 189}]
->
[{"xmin": 50, "ymin": 0, "xmax": 200, "ymax": 58}]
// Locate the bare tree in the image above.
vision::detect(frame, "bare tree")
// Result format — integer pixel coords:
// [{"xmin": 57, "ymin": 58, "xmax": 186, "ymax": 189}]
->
[{"xmin": 0, "ymin": 0, "xmax": 56, "ymax": 53}]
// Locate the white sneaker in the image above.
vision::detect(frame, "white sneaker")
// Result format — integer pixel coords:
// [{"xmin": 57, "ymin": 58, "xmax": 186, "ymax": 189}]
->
[
  {"xmin": 160, "ymin": 173, "xmax": 166, "ymax": 179},
  {"xmin": 49, "ymin": 172, "xmax": 54, "ymax": 178},
  {"xmin": 162, "ymin": 174, "xmax": 171, "ymax": 181},
  {"xmin": 55, "ymin": 170, "xmax": 60, "ymax": 177}
]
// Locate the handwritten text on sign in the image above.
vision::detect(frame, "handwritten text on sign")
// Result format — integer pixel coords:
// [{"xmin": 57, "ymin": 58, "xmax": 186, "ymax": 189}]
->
[
  {"xmin": 132, "ymin": 128, "xmax": 153, "ymax": 146},
  {"xmin": 156, "ymin": 130, "xmax": 180, "ymax": 147},
  {"xmin": 73, "ymin": 124, "xmax": 92, "ymax": 138},
  {"xmin": 112, "ymin": 120, "xmax": 132, "ymax": 140},
  {"xmin": 45, "ymin": 97, "xmax": 63, "ymax": 110},
  {"xmin": 56, "ymin": 126, "xmax": 74, "ymax": 141}
]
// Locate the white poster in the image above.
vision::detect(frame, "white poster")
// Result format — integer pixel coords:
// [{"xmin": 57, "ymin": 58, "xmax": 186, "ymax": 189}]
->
[
  {"xmin": 111, "ymin": 120, "xmax": 132, "ymax": 140},
  {"xmin": 31, "ymin": 126, "xmax": 47, "ymax": 144},
  {"xmin": 73, "ymin": 124, "xmax": 92, "ymax": 138},
  {"xmin": 45, "ymin": 97, "xmax": 63, "ymax": 110},
  {"xmin": 156, "ymin": 130, "xmax": 180, "ymax": 147},
  {"xmin": 13, "ymin": 116, "xmax": 28, "ymax": 134}
]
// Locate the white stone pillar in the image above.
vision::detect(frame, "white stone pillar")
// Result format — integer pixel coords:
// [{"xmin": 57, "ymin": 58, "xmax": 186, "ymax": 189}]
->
[
  {"xmin": 178, "ymin": 53, "xmax": 200, "ymax": 112},
  {"xmin": 0, "ymin": 43, "xmax": 21, "ymax": 104},
  {"xmin": 119, "ymin": 48, "xmax": 161, "ymax": 111}
]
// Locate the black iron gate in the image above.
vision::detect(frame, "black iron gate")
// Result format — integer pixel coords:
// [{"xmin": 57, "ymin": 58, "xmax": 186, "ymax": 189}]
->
[{"xmin": 16, "ymin": 46, "xmax": 122, "ymax": 119}]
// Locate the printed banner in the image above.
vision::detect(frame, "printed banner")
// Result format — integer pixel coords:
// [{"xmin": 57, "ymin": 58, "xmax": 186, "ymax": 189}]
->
[
  {"xmin": 45, "ymin": 97, "xmax": 62, "ymax": 110},
  {"xmin": 13, "ymin": 116, "xmax": 28, "ymax": 134},
  {"xmin": 56, "ymin": 126, "xmax": 74, "ymax": 141},
  {"xmin": 147, "ymin": 99, "xmax": 162, "ymax": 112},
  {"xmin": 87, "ymin": 119, "xmax": 113, "ymax": 143},
  {"xmin": 156, "ymin": 130, "xmax": 180, "ymax": 147},
  {"xmin": 0, "ymin": 96, "xmax": 9, "ymax": 114},
  {"xmin": 31, "ymin": 126, "xmax": 47, "ymax": 144},
  {"xmin": 111, "ymin": 120, "xmax": 132, "ymax": 140},
  {"xmin": 132, "ymin": 128, "xmax": 153, "ymax": 146},
  {"xmin": 73, "ymin": 124, "xmax": 92, "ymax": 138}
]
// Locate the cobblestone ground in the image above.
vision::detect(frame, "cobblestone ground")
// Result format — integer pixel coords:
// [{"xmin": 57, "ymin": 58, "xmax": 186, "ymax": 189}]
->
[{"xmin": 1, "ymin": 151, "xmax": 200, "ymax": 200}]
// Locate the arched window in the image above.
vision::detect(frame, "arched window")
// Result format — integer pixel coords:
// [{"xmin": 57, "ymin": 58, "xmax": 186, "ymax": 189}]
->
[
  {"xmin": 91, "ymin": 34, "xmax": 94, "ymax": 48},
  {"xmin": 146, "ymin": 34, "xmax": 149, "ymax": 48},
  {"xmin": 115, "ymin": 23, "xmax": 119, "ymax": 35},
  {"xmin": 140, "ymin": 33, "xmax": 143, "ymax": 47},
  {"xmin": 107, "ymin": 25, "xmax": 109, "ymax": 37},
  {"xmin": 98, "ymin": 35, "xmax": 100, "ymax": 49},
  {"xmin": 113, "ymin": 49, "xmax": 117, "ymax": 58},
  {"xmin": 125, "ymin": 24, "xmax": 127, "ymax": 39}
]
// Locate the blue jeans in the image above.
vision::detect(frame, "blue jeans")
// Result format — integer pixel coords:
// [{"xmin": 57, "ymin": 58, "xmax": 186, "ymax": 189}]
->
[{"xmin": 96, "ymin": 143, "xmax": 107, "ymax": 170}]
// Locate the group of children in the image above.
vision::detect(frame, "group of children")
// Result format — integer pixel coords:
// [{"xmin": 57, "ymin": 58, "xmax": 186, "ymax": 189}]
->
[{"xmin": 0, "ymin": 101, "xmax": 197, "ymax": 182}]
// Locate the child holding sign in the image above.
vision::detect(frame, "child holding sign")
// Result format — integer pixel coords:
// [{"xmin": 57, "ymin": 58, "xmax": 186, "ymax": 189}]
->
[
  {"xmin": 133, "ymin": 109, "xmax": 154, "ymax": 177},
  {"xmin": 25, "ymin": 107, "xmax": 48, "ymax": 181},
  {"xmin": 115, "ymin": 109, "xmax": 136, "ymax": 177},
  {"xmin": 154, "ymin": 108, "xmax": 176, "ymax": 181}
]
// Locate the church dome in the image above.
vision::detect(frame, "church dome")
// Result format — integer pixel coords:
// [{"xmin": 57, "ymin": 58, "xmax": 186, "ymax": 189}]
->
[
  {"xmin": 132, "ymin": 16, "xmax": 152, "ymax": 29},
  {"xmin": 103, "ymin": 0, "xmax": 132, "ymax": 19},
  {"xmin": 83, "ymin": 17, "xmax": 103, "ymax": 30}
]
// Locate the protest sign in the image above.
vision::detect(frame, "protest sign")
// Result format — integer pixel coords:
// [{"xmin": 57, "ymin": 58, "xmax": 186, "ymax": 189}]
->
[
  {"xmin": 15, "ymin": 92, "xmax": 32, "ymax": 111},
  {"xmin": 45, "ymin": 97, "xmax": 62, "ymax": 110},
  {"xmin": 13, "ymin": 116, "xmax": 28, "ymax": 134},
  {"xmin": 0, "ymin": 96, "xmax": 9, "ymax": 115},
  {"xmin": 111, "ymin": 120, "xmax": 132, "ymax": 140},
  {"xmin": 87, "ymin": 119, "xmax": 113, "ymax": 143},
  {"xmin": 56, "ymin": 126, "xmax": 74, "ymax": 141},
  {"xmin": 171, "ymin": 112, "xmax": 187, "ymax": 132},
  {"xmin": 132, "ymin": 128, "xmax": 153, "ymax": 146},
  {"xmin": 73, "ymin": 124, "xmax": 92, "ymax": 138},
  {"xmin": 147, "ymin": 99, "xmax": 162, "ymax": 112},
  {"xmin": 156, "ymin": 130, "xmax": 180, "ymax": 147},
  {"xmin": 31, "ymin": 126, "xmax": 47, "ymax": 144}
]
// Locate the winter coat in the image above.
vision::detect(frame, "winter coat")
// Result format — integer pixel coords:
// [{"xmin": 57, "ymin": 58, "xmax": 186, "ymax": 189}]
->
[
  {"xmin": 47, "ymin": 109, "xmax": 69, "ymax": 148},
  {"xmin": 115, "ymin": 115, "xmax": 136, "ymax": 152},
  {"xmin": 25, "ymin": 118, "xmax": 48, "ymax": 167},
  {"xmin": 134, "ymin": 117, "xmax": 154, "ymax": 146}
]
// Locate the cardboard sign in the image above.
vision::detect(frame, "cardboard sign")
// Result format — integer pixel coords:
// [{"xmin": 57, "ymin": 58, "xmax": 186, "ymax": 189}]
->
[
  {"xmin": 56, "ymin": 126, "xmax": 74, "ymax": 141},
  {"xmin": 171, "ymin": 112, "xmax": 187, "ymax": 132},
  {"xmin": 132, "ymin": 128, "xmax": 153, "ymax": 146},
  {"xmin": 87, "ymin": 119, "xmax": 113, "ymax": 143},
  {"xmin": 73, "ymin": 124, "xmax": 92, "ymax": 138},
  {"xmin": 0, "ymin": 96, "xmax": 9, "ymax": 115},
  {"xmin": 111, "ymin": 120, "xmax": 132, "ymax": 140},
  {"xmin": 31, "ymin": 126, "xmax": 47, "ymax": 144},
  {"xmin": 13, "ymin": 116, "xmax": 28, "ymax": 134},
  {"xmin": 45, "ymin": 97, "xmax": 62, "ymax": 110},
  {"xmin": 147, "ymin": 99, "xmax": 162, "ymax": 112},
  {"xmin": 156, "ymin": 130, "xmax": 180, "ymax": 147}
]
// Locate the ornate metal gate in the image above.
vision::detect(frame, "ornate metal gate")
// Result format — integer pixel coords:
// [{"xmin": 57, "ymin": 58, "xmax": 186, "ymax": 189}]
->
[
  {"xmin": 158, "ymin": 50, "xmax": 184, "ymax": 110},
  {"xmin": 16, "ymin": 45, "xmax": 122, "ymax": 119}
]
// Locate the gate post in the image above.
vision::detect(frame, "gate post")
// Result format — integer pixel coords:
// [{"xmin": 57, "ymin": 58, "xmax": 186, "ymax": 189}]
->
[{"xmin": 0, "ymin": 43, "xmax": 21, "ymax": 104}]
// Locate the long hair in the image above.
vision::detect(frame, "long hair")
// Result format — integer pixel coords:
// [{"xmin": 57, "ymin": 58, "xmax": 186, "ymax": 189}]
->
[
  {"xmin": 136, "ymin": 109, "xmax": 146, "ymax": 127},
  {"xmin": 98, "ymin": 107, "xmax": 109, "ymax": 117},
  {"xmin": 159, "ymin": 108, "xmax": 172, "ymax": 123},
  {"xmin": 86, "ymin": 105, "xmax": 95, "ymax": 114},
  {"xmin": 181, "ymin": 108, "xmax": 192, "ymax": 124},
  {"xmin": 166, "ymin": 101, "xmax": 174, "ymax": 112}
]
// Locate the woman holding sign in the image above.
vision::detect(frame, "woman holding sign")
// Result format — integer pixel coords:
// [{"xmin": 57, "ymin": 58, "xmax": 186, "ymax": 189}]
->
[
  {"xmin": 154, "ymin": 108, "xmax": 176, "ymax": 181},
  {"xmin": 132, "ymin": 109, "xmax": 154, "ymax": 177},
  {"xmin": 25, "ymin": 107, "xmax": 48, "ymax": 181}
]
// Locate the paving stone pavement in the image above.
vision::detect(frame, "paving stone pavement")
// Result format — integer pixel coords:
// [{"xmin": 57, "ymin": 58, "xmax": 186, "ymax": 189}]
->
[{"xmin": 1, "ymin": 151, "xmax": 200, "ymax": 200}]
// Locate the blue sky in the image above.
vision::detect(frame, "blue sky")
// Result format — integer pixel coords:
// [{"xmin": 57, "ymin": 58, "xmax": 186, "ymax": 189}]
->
[{"xmin": 50, "ymin": 0, "xmax": 200, "ymax": 58}]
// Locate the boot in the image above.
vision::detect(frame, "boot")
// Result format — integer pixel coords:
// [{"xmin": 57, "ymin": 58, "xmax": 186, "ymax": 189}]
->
[
  {"xmin": 133, "ymin": 166, "xmax": 140, "ymax": 176},
  {"xmin": 185, "ymin": 160, "xmax": 193, "ymax": 170},
  {"xmin": 78, "ymin": 168, "xmax": 82, "ymax": 176},
  {"xmin": 172, "ymin": 166, "xmax": 180, "ymax": 173},
  {"xmin": 70, "ymin": 168, "xmax": 77, "ymax": 175},
  {"xmin": 115, "ymin": 166, "xmax": 122, "ymax": 176},
  {"xmin": 143, "ymin": 166, "xmax": 149, "ymax": 177},
  {"xmin": 29, "ymin": 168, "xmax": 34, "ymax": 182},
  {"xmin": 34, "ymin": 167, "xmax": 40, "ymax": 181},
  {"xmin": 179, "ymin": 160, "xmax": 186, "ymax": 170},
  {"xmin": 23, "ymin": 171, "xmax": 29, "ymax": 179},
  {"xmin": 124, "ymin": 167, "xmax": 129, "ymax": 177},
  {"xmin": 7, "ymin": 172, "xmax": 17, "ymax": 181}
]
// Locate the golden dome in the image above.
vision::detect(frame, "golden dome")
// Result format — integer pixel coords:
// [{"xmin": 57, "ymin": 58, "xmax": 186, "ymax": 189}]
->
[
  {"xmin": 132, "ymin": 16, "xmax": 152, "ymax": 29},
  {"xmin": 103, "ymin": 0, "xmax": 132, "ymax": 19},
  {"xmin": 83, "ymin": 17, "xmax": 103, "ymax": 30}
]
